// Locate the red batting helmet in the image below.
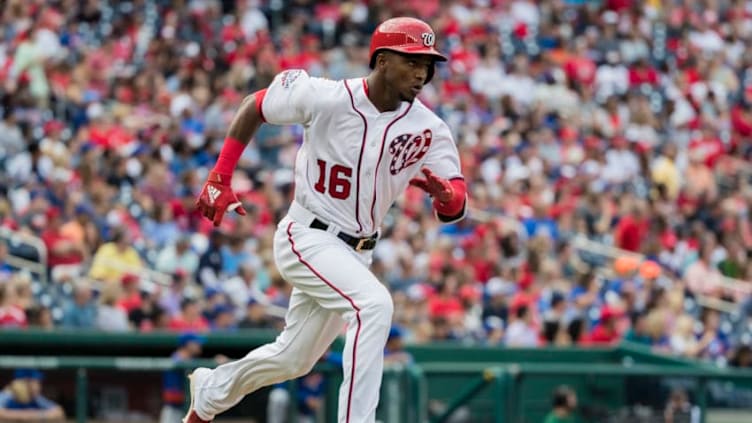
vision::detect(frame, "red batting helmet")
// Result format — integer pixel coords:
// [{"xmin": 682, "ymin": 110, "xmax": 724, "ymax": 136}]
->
[{"xmin": 369, "ymin": 17, "xmax": 447, "ymax": 82}]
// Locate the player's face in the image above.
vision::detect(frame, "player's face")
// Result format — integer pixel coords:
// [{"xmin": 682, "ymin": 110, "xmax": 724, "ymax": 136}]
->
[{"xmin": 386, "ymin": 53, "xmax": 434, "ymax": 102}]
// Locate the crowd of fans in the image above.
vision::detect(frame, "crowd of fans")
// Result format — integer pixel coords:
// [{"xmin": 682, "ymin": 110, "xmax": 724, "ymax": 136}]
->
[{"xmin": 1, "ymin": 0, "xmax": 752, "ymax": 368}]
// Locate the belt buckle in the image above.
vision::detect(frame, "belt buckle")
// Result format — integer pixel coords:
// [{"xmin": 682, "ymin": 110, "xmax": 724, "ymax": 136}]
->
[{"xmin": 355, "ymin": 238, "xmax": 368, "ymax": 252}]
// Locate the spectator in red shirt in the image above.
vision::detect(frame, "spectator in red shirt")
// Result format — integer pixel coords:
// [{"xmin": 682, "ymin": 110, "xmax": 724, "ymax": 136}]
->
[
  {"xmin": 0, "ymin": 278, "xmax": 27, "ymax": 328},
  {"xmin": 628, "ymin": 58, "xmax": 659, "ymax": 87},
  {"xmin": 40, "ymin": 208, "xmax": 85, "ymax": 276},
  {"xmin": 168, "ymin": 298, "xmax": 209, "ymax": 333},
  {"xmin": 688, "ymin": 126, "xmax": 725, "ymax": 168},
  {"xmin": 117, "ymin": 273, "xmax": 143, "ymax": 314},
  {"xmin": 615, "ymin": 201, "xmax": 649, "ymax": 252},
  {"xmin": 585, "ymin": 306, "xmax": 622, "ymax": 345},
  {"xmin": 428, "ymin": 276, "xmax": 464, "ymax": 322}
]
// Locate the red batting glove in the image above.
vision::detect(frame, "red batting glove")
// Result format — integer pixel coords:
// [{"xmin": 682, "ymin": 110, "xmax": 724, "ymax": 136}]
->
[
  {"xmin": 409, "ymin": 168, "xmax": 453, "ymax": 202},
  {"xmin": 195, "ymin": 171, "xmax": 247, "ymax": 227}
]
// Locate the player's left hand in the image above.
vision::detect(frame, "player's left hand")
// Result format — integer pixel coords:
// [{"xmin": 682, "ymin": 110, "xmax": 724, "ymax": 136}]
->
[
  {"xmin": 409, "ymin": 167, "xmax": 453, "ymax": 202},
  {"xmin": 196, "ymin": 171, "xmax": 247, "ymax": 227}
]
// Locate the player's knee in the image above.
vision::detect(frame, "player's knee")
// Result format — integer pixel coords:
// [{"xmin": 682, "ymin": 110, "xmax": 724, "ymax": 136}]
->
[{"xmin": 361, "ymin": 286, "xmax": 393, "ymax": 323}]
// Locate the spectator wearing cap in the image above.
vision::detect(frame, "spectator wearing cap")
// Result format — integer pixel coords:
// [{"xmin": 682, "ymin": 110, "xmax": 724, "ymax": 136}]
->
[
  {"xmin": 118, "ymin": 273, "xmax": 143, "ymax": 314},
  {"xmin": 88, "ymin": 229, "xmax": 143, "ymax": 283},
  {"xmin": 482, "ymin": 277, "xmax": 512, "ymax": 337},
  {"xmin": 202, "ymin": 288, "xmax": 227, "ymax": 320},
  {"xmin": 160, "ymin": 333, "xmax": 205, "ymax": 423},
  {"xmin": 292, "ymin": 350, "xmax": 343, "ymax": 423},
  {"xmin": 209, "ymin": 304, "xmax": 236, "ymax": 331},
  {"xmin": 384, "ymin": 326, "xmax": 414, "ymax": 365},
  {"xmin": 61, "ymin": 282, "xmax": 96, "ymax": 329},
  {"xmin": 0, "ymin": 369, "xmax": 65, "ymax": 421},
  {"xmin": 584, "ymin": 306, "xmax": 623, "ymax": 345},
  {"xmin": 0, "ymin": 369, "xmax": 64, "ymax": 421}
]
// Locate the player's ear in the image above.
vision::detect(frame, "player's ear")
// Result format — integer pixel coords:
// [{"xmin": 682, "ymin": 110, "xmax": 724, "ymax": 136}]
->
[{"xmin": 376, "ymin": 51, "xmax": 389, "ymax": 69}]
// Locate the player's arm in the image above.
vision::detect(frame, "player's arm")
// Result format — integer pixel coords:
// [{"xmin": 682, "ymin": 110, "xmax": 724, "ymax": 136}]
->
[
  {"xmin": 194, "ymin": 93, "xmax": 264, "ymax": 226},
  {"xmin": 409, "ymin": 123, "xmax": 467, "ymax": 223},
  {"xmin": 410, "ymin": 169, "xmax": 467, "ymax": 223},
  {"xmin": 196, "ymin": 70, "xmax": 314, "ymax": 226}
]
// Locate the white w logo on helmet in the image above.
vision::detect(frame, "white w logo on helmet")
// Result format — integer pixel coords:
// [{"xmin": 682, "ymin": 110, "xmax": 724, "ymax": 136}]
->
[{"xmin": 421, "ymin": 33, "xmax": 435, "ymax": 47}]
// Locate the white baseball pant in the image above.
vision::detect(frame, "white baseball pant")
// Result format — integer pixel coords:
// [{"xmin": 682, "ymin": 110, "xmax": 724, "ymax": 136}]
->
[{"xmin": 192, "ymin": 203, "xmax": 393, "ymax": 423}]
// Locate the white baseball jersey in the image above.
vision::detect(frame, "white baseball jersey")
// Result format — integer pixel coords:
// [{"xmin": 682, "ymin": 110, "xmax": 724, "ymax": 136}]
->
[{"xmin": 259, "ymin": 69, "xmax": 464, "ymax": 235}]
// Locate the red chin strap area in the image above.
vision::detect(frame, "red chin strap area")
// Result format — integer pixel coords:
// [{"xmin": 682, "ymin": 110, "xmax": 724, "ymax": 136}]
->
[{"xmin": 434, "ymin": 178, "xmax": 466, "ymax": 217}]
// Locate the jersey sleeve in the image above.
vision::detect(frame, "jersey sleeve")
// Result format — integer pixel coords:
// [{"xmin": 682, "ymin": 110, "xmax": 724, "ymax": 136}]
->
[
  {"xmin": 423, "ymin": 122, "xmax": 463, "ymax": 181},
  {"xmin": 423, "ymin": 122, "xmax": 467, "ymax": 223},
  {"xmin": 260, "ymin": 69, "xmax": 315, "ymax": 125}
]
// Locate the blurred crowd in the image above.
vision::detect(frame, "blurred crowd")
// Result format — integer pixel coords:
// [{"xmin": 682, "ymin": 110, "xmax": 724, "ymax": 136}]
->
[{"xmin": 1, "ymin": 0, "xmax": 752, "ymax": 368}]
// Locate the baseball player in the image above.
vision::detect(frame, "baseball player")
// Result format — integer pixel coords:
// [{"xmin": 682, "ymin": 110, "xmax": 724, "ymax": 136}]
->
[{"xmin": 187, "ymin": 17, "xmax": 467, "ymax": 423}]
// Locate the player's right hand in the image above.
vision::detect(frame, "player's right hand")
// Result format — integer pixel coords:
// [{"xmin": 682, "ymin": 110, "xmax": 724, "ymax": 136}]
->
[{"xmin": 195, "ymin": 171, "xmax": 247, "ymax": 227}]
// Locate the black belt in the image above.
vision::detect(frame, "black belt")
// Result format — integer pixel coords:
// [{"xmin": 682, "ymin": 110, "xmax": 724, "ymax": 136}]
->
[{"xmin": 310, "ymin": 218, "xmax": 377, "ymax": 251}]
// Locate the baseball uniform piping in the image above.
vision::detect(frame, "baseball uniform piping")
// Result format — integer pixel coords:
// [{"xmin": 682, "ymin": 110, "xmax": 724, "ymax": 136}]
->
[
  {"xmin": 370, "ymin": 102, "xmax": 412, "ymax": 232},
  {"xmin": 344, "ymin": 79, "xmax": 367, "ymax": 234},
  {"xmin": 254, "ymin": 88, "xmax": 268, "ymax": 123},
  {"xmin": 286, "ymin": 221, "xmax": 361, "ymax": 423}
]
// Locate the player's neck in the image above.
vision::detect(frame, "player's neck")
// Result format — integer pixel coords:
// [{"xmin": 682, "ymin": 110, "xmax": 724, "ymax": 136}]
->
[{"xmin": 365, "ymin": 75, "xmax": 401, "ymax": 113}]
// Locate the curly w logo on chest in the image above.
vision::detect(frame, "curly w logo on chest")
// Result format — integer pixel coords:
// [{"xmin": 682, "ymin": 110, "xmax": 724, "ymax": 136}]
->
[{"xmin": 388, "ymin": 130, "xmax": 432, "ymax": 175}]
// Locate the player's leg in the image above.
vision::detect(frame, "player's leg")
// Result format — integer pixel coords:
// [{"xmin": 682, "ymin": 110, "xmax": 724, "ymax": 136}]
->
[
  {"xmin": 278, "ymin": 220, "xmax": 393, "ymax": 423},
  {"xmin": 189, "ymin": 287, "xmax": 345, "ymax": 420}
]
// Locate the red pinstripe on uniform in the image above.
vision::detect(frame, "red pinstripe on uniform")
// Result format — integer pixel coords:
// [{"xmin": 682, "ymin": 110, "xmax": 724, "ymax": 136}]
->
[
  {"xmin": 286, "ymin": 222, "xmax": 361, "ymax": 423},
  {"xmin": 369, "ymin": 86, "xmax": 413, "ymax": 233},
  {"xmin": 254, "ymin": 88, "xmax": 268, "ymax": 122},
  {"xmin": 344, "ymin": 80, "xmax": 368, "ymax": 234}
]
